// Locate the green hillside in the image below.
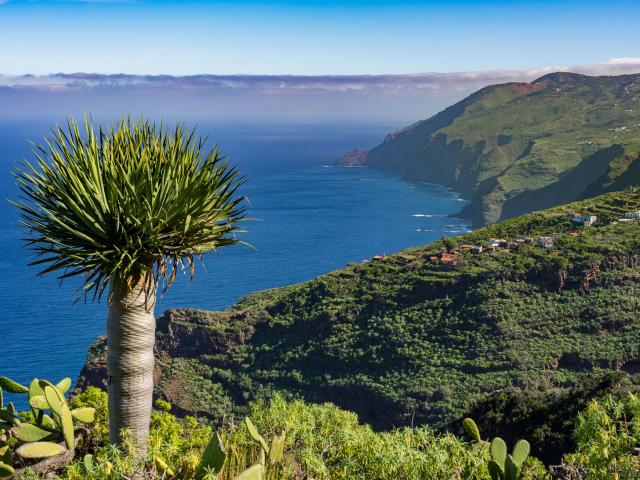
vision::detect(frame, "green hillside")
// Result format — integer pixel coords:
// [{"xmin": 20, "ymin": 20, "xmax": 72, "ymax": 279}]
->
[
  {"xmin": 80, "ymin": 188, "xmax": 640, "ymax": 462},
  {"xmin": 360, "ymin": 72, "xmax": 640, "ymax": 226}
]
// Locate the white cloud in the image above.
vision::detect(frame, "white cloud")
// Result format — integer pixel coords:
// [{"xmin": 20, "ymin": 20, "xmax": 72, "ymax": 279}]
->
[
  {"xmin": 2, "ymin": 57, "xmax": 640, "ymax": 95},
  {"xmin": 2, "ymin": 57, "xmax": 640, "ymax": 123}
]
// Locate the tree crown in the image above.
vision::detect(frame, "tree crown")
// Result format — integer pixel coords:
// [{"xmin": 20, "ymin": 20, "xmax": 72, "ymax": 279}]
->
[{"xmin": 14, "ymin": 117, "xmax": 246, "ymax": 300}]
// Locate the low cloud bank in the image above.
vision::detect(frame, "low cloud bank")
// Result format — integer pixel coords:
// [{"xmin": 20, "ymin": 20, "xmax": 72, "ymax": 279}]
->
[{"xmin": 1, "ymin": 57, "xmax": 639, "ymax": 123}]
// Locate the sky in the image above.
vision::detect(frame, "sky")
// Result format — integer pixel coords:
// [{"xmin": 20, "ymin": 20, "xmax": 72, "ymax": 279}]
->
[
  {"xmin": 0, "ymin": 0, "xmax": 639, "ymax": 124},
  {"xmin": 0, "ymin": 0, "xmax": 639, "ymax": 76}
]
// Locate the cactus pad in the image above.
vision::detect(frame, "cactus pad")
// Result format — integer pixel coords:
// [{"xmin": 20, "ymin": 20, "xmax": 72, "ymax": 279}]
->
[
  {"xmin": 154, "ymin": 455, "xmax": 175, "ymax": 476},
  {"xmin": 487, "ymin": 460, "xmax": 503, "ymax": 480},
  {"xmin": 44, "ymin": 386, "xmax": 63, "ymax": 416},
  {"xmin": 11, "ymin": 423, "xmax": 53, "ymax": 442},
  {"xmin": 29, "ymin": 395, "xmax": 48, "ymax": 411},
  {"xmin": 195, "ymin": 432, "xmax": 226, "ymax": 480},
  {"xmin": 83, "ymin": 454, "xmax": 95, "ymax": 473},
  {"xmin": 41, "ymin": 414, "xmax": 57, "ymax": 430},
  {"xmin": 490, "ymin": 437, "xmax": 507, "ymax": 467},
  {"xmin": 462, "ymin": 418, "xmax": 481, "ymax": 443},
  {"xmin": 0, "ymin": 446, "xmax": 8, "ymax": 464},
  {"xmin": 29, "ymin": 379, "xmax": 45, "ymax": 399},
  {"xmin": 245, "ymin": 417, "xmax": 268, "ymax": 453},
  {"xmin": 505, "ymin": 455, "xmax": 517, "ymax": 480},
  {"xmin": 55, "ymin": 378, "xmax": 72, "ymax": 395},
  {"xmin": 16, "ymin": 441, "xmax": 66, "ymax": 459},
  {"xmin": 71, "ymin": 407, "xmax": 96, "ymax": 424},
  {"xmin": 60, "ymin": 404, "xmax": 75, "ymax": 449},
  {"xmin": 512, "ymin": 439, "xmax": 530, "ymax": 467},
  {"xmin": 0, "ymin": 460, "xmax": 14, "ymax": 478},
  {"xmin": 234, "ymin": 464, "xmax": 265, "ymax": 480},
  {"xmin": 0, "ymin": 377, "xmax": 28, "ymax": 394},
  {"xmin": 268, "ymin": 433, "xmax": 286, "ymax": 464}
]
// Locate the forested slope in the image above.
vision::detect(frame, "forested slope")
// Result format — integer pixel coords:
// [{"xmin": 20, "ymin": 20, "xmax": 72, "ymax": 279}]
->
[{"xmin": 80, "ymin": 188, "xmax": 640, "ymax": 463}]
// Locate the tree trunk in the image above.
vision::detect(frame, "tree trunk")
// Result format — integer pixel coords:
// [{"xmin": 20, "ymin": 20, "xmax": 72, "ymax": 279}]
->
[{"xmin": 106, "ymin": 277, "xmax": 156, "ymax": 456}]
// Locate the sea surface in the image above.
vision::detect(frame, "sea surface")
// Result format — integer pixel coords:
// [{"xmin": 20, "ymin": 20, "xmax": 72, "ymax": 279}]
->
[{"xmin": 0, "ymin": 121, "xmax": 469, "ymax": 405}]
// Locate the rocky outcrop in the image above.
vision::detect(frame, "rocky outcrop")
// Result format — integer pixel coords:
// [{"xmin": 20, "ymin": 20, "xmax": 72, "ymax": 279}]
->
[
  {"xmin": 76, "ymin": 307, "xmax": 267, "ymax": 393},
  {"xmin": 334, "ymin": 148, "xmax": 368, "ymax": 166},
  {"xmin": 156, "ymin": 308, "xmax": 259, "ymax": 357}
]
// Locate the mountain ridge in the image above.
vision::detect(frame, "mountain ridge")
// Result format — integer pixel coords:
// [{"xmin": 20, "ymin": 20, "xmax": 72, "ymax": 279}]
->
[{"xmin": 337, "ymin": 71, "xmax": 640, "ymax": 226}]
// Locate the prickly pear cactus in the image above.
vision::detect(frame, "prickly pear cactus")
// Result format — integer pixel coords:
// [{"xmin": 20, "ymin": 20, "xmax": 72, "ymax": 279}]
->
[
  {"xmin": 462, "ymin": 417, "xmax": 482, "ymax": 443},
  {"xmin": 234, "ymin": 464, "xmax": 265, "ymax": 480},
  {"xmin": 0, "ymin": 374, "xmax": 98, "ymax": 474},
  {"xmin": 486, "ymin": 436, "xmax": 532, "ymax": 480},
  {"xmin": 512, "ymin": 439, "xmax": 530, "ymax": 467},
  {"xmin": 0, "ymin": 378, "xmax": 28, "ymax": 394},
  {"xmin": 245, "ymin": 417, "xmax": 269, "ymax": 453},
  {"xmin": 0, "ymin": 461, "xmax": 14, "ymax": 478},
  {"xmin": 195, "ymin": 432, "xmax": 226, "ymax": 480},
  {"xmin": 16, "ymin": 441, "xmax": 66, "ymax": 459},
  {"xmin": 491, "ymin": 437, "xmax": 507, "ymax": 467},
  {"xmin": 268, "ymin": 432, "xmax": 286, "ymax": 464}
]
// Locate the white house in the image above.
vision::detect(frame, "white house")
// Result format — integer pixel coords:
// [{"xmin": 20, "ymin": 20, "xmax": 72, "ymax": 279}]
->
[
  {"xmin": 571, "ymin": 213, "xmax": 597, "ymax": 226},
  {"xmin": 538, "ymin": 236, "xmax": 554, "ymax": 248}
]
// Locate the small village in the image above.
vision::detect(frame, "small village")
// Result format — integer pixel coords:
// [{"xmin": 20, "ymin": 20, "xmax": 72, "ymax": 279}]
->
[{"xmin": 364, "ymin": 210, "xmax": 640, "ymax": 266}]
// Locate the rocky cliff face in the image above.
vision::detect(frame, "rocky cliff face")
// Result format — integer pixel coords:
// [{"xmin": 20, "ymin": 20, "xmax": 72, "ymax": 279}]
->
[{"xmin": 345, "ymin": 72, "xmax": 640, "ymax": 227}]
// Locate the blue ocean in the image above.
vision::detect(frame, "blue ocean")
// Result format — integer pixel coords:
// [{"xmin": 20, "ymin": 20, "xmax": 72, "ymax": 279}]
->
[{"xmin": 0, "ymin": 120, "xmax": 469, "ymax": 402}]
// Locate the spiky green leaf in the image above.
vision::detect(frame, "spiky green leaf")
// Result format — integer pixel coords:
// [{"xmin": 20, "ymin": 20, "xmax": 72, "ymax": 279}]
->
[{"xmin": 13, "ymin": 117, "xmax": 247, "ymax": 301}]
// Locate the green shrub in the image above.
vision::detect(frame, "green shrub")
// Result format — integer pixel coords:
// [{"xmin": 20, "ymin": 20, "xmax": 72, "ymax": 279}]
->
[
  {"xmin": 55, "ymin": 388, "xmax": 212, "ymax": 480},
  {"xmin": 14, "ymin": 387, "xmax": 640, "ymax": 479},
  {"xmin": 563, "ymin": 394, "xmax": 640, "ymax": 479}
]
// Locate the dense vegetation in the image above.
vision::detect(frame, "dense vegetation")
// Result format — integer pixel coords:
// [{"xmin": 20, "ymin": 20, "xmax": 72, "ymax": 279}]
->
[
  {"xmin": 5, "ymin": 386, "xmax": 640, "ymax": 479},
  {"xmin": 80, "ymin": 188, "xmax": 640, "ymax": 465},
  {"xmin": 356, "ymin": 72, "xmax": 640, "ymax": 225}
]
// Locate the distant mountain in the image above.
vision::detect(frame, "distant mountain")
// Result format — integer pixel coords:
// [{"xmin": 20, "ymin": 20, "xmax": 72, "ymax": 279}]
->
[
  {"xmin": 79, "ymin": 188, "xmax": 640, "ymax": 461},
  {"xmin": 337, "ymin": 72, "xmax": 640, "ymax": 226}
]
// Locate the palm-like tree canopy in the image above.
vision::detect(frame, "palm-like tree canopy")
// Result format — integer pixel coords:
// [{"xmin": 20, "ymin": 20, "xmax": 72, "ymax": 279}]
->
[{"xmin": 14, "ymin": 117, "xmax": 246, "ymax": 299}]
